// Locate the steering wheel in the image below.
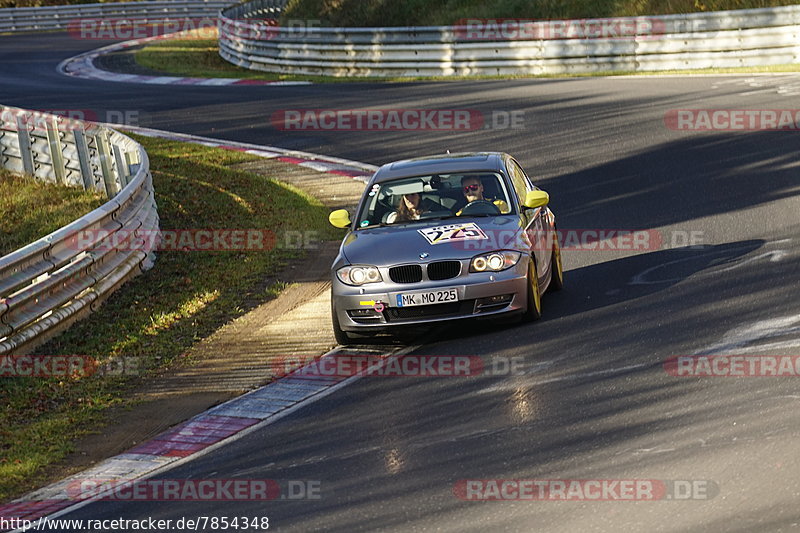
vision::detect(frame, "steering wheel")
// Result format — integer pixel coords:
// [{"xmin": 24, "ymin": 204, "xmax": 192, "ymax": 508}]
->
[{"xmin": 459, "ymin": 199, "xmax": 501, "ymax": 216}]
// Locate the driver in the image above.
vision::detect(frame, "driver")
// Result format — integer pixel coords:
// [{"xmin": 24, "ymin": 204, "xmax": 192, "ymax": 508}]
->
[{"xmin": 456, "ymin": 176, "xmax": 509, "ymax": 215}]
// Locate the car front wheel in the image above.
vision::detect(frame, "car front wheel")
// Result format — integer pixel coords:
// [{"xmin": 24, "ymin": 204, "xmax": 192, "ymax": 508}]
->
[
  {"xmin": 522, "ymin": 257, "xmax": 542, "ymax": 322},
  {"xmin": 549, "ymin": 235, "xmax": 564, "ymax": 292}
]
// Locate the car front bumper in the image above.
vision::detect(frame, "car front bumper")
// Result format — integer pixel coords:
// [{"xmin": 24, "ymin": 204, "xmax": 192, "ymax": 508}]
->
[{"xmin": 331, "ymin": 260, "xmax": 529, "ymax": 332}]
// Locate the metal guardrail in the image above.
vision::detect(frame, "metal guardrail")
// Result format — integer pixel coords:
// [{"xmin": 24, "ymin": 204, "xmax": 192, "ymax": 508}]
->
[
  {"xmin": 219, "ymin": 3, "xmax": 800, "ymax": 76},
  {"xmin": 0, "ymin": 106, "xmax": 159, "ymax": 355},
  {"xmin": 0, "ymin": 0, "xmax": 233, "ymax": 33}
]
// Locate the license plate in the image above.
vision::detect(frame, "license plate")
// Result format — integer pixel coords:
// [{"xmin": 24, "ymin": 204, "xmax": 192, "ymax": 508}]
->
[{"xmin": 396, "ymin": 288, "xmax": 459, "ymax": 307}]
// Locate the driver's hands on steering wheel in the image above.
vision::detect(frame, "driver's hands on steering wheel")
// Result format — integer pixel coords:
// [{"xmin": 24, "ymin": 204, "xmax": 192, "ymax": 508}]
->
[{"xmin": 456, "ymin": 199, "xmax": 507, "ymax": 216}]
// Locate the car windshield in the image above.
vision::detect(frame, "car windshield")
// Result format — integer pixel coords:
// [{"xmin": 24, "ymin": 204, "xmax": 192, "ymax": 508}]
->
[{"xmin": 356, "ymin": 172, "xmax": 513, "ymax": 228}]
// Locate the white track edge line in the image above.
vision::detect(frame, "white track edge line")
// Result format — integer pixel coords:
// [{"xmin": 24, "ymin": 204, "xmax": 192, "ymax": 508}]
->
[
  {"xmin": 9, "ymin": 344, "xmax": 421, "ymax": 531},
  {"xmin": 118, "ymin": 124, "xmax": 379, "ymax": 173}
]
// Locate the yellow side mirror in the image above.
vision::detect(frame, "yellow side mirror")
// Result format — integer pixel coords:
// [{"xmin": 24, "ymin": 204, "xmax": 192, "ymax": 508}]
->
[
  {"xmin": 523, "ymin": 190, "xmax": 550, "ymax": 209},
  {"xmin": 329, "ymin": 209, "xmax": 352, "ymax": 228}
]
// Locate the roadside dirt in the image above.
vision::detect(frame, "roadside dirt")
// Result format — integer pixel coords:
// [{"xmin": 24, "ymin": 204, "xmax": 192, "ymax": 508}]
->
[{"xmin": 31, "ymin": 158, "xmax": 368, "ymax": 494}]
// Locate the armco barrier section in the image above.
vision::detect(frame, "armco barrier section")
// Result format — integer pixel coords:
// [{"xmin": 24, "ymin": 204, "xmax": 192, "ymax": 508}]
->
[
  {"xmin": 0, "ymin": 106, "xmax": 159, "ymax": 355},
  {"xmin": 0, "ymin": 0, "xmax": 233, "ymax": 33},
  {"xmin": 219, "ymin": 2, "xmax": 800, "ymax": 76}
]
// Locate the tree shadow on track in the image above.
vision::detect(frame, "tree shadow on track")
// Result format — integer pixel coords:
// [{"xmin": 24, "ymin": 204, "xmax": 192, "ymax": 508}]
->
[
  {"xmin": 541, "ymin": 131, "xmax": 800, "ymax": 232},
  {"xmin": 427, "ymin": 239, "xmax": 764, "ymax": 342}
]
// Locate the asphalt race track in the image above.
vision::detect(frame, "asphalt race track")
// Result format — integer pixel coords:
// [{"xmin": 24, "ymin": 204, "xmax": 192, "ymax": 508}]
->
[{"xmin": 2, "ymin": 31, "xmax": 800, "ymax": 532}]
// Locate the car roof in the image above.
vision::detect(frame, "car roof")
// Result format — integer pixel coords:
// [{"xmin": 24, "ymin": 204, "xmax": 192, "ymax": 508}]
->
[{"xmin": 370, "ymin": 152, "xmax": 509, "ymax": 183}]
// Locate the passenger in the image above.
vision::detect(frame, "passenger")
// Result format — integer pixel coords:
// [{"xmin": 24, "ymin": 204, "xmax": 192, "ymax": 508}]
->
[{"xmin": 386, "ymin": 193, "xmax": 426, "ymax": 223}]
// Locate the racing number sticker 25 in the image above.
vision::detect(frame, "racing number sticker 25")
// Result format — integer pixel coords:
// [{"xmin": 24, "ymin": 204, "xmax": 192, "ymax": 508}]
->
[{"xmin": 417, "ymin": 223, "xmax": 488, "ymax": 245}]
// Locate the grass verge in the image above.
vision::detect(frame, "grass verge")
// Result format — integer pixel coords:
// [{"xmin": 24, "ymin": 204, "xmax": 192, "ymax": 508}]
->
[
  {"xmin": 134, "ymin": 39, "xmax": 315, "ymax": 82},
  {"xmin": 0, "ymin": 136, "xmax": 340, "ymax": 501},
  {"xmin": 135, "ymin": 36, "xmax": 800, "ymax": 83},
  {"xmin": 0, "ymin": 170, "xmax": 105, "ymax": 257}
]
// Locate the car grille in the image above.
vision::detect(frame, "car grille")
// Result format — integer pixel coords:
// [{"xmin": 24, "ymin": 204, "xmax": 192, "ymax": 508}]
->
[
  {"xmin": 385, "ymin": 300, "xmax": 474, "ymax": 322},
  {"xmin": 389, "ymin": 264, "xmax": 423, "ymax": 284},
  {"xmin": 427, "ymin": 260, "xmax": 461, "ymax": 281}
]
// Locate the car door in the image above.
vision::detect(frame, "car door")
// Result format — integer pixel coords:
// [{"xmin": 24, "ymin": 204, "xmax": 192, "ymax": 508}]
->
[{"xmin": 507, "ymin": 158, "xmax": 549, "ymax": 281}]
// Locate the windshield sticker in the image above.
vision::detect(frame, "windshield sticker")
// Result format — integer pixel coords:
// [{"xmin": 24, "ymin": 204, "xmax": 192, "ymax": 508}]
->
[{"xmin": 417, "ymin": 222, "xmax": 488, "ymax": 245}]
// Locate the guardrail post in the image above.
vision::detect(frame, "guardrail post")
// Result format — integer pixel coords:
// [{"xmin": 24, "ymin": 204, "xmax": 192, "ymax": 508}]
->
[
  {"xmin": 95, "ymin": 131, "xmax": 118, "ymax": 197},
  {"xmin": 72, "ymin": 129, "xmax": 95, "ymax": 191},
  {"xmin": 0, "ymin": 130, "xmax": 8, "ymax": 167},
  {"xmin": 45, "ymin": 117, "xmax": 67, "ymax": 186},
  {"xmin": 124, "ymin": 151, "xmax": 140, "ymax": 182},
  {"xmin": 15, "ymin": 116, "xmax": 34, "ymax": 175},
  {"xmin": 112, "ymin": 144, "xmax": 129, "ymax": 188}
]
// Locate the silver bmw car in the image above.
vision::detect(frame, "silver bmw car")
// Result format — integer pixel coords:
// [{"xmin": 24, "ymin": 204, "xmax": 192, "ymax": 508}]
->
[{"xmin": 328, "ymin": 152, "xmax": 563, "ymax": 345}]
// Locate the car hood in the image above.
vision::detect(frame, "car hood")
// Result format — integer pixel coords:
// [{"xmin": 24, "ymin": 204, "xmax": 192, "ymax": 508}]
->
[{"xmin": 340, "ymin": 216, "xmax": 526, "ymax": 266}]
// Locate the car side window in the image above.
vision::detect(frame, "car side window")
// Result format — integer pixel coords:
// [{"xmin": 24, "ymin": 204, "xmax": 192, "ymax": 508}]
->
[
  {"xmin": 516, "ymin": 159, "xmax": 537, "ymax": 190},
  {"xmin": 506, "ymin": 159, "xmax": 530, "ymax": 202}
]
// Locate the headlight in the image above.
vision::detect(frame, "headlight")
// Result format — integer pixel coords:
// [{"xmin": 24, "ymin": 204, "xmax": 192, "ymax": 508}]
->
[
  {"xmin": 337, "ymin": 265, "xmax": 382, "ymax": 286},
  {"xmin": 469, "ymin": 251, "xmax": 521, "ymax": 273}
]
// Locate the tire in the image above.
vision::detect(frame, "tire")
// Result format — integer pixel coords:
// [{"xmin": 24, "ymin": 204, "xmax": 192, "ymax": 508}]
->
[
  {"xmin": 331, "ymin": 301, "xmax": 352, "ymax": 346},
  {"xmin": 522, "ymin": 257, "xmax": 542, "ymax": 322},
  {"xmin": 549, "ymin": 235, "xmax": 564, "ymax": 292}
]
